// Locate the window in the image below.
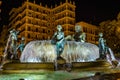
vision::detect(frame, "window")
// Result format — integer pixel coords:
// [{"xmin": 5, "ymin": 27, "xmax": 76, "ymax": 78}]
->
[
  {"xmin": 36, "ymin": 28, "xmax": 38, "ymax": 32},
  {"xmin": 43, "ymin": 29, "xmax": 45, "ymax": 33},
  {"xmin": 28, "ymin": 33, "xmax": 30, "ymax": 38},
  {"xmin": 29, "ymin": 6, "xmax": 31, "ymax": 9}
]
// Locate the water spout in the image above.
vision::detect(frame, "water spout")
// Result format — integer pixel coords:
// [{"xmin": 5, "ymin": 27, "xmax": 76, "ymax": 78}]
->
[{"xmin": 108, "ymin": 48, "xmax": 116, "ymax": 61}]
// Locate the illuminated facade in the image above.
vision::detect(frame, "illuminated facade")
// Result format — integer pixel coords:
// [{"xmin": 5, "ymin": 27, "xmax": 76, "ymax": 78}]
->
[
  {"xmin": 9, "ymin": 0, "xmax": 75, "ymax": 44},
  {"xmin": 77, "ymin": 21, "xmax": 98, "ymax": 44}
]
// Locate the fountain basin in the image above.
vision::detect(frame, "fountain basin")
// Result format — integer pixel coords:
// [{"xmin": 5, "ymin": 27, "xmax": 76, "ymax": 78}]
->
[
  {"xmin": 1, "ymin": 60, "xmax": 112, "ymax": 72},
  {"xmin": 2, "ymin": 62, "xmax": 54, "ymax": 70}
]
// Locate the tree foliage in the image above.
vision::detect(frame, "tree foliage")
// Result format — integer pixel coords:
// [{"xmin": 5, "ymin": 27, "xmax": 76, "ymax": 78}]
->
[{"xmin": 99, "ymin": 19, "xmax": 120, "ymax": 53}]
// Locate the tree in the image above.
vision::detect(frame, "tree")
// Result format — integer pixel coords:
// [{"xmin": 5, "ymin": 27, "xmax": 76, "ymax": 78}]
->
[{"xmin": 99, "ymin": 19, "xmax": 120, "ymax": 53}]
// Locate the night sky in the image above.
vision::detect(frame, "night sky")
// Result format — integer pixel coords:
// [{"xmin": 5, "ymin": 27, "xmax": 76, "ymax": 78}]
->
[
  {"xmin": 76, "ymin": 0, "xmax": 120, "ymax": 25},
  {"xmin": 1, "ymin": 0, "xmax": 120, "ymax": 28}
]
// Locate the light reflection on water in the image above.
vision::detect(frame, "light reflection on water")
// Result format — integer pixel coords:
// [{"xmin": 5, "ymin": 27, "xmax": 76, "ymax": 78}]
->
[{"xmin": 0, "ymin": 71, "xmax": 95, "ymax": 80}]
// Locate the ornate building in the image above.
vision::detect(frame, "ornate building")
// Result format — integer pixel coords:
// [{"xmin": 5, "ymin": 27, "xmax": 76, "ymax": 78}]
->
[
  {"xmin": 77, "ymin": 21, "xmax": 98, "ymax": 44},
  {"xmin": 8, "ymin": 0, "xmax": 75, "ymax": 44}
]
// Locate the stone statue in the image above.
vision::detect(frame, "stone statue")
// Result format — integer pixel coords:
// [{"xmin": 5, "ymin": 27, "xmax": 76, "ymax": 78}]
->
[
  {"xmin": 98, "ymin": 33, "xmax": 106, "ymax": 59},
  {"xmin": 51, "ymin": 25, "xmax": 65, "ymax": 58},
  {"xmin": 9, "ymin": 29, "xmax": 19, "ymax": 59},
  {"xmin": 17, "ymin": 37, "xmax": 25, "ymax": 53},
  {"xmin": 65, "ymin": 24, "xmax": 86, "ymax": 42}
]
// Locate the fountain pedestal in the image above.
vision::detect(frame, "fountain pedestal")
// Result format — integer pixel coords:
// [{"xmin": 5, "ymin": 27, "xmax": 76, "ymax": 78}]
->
[{"xmin": 54, "ymin": 57, "xmax": 72, "ymax": 72}]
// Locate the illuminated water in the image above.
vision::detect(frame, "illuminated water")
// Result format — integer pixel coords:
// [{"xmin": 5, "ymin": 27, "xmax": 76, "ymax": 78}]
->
[
  {"xmin": 0, "ymin": 35, "xmax": 11, "ymax": 68},
  {"xmin": 109, "ymin": 48, "xmax": 116, "ymax": 61},
  {"xmin": 20, "ymin": 40, "xmax": 99, "ymax": 63},
  {"xmin": 0, "ymin": 71, "xmax": 95, "ymax": 80}
]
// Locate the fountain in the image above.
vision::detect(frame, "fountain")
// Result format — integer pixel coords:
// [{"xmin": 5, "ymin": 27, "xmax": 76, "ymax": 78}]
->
[
  {"xmin": 1, "ymin": 33, "xmax": 115, "ymax": 71},
  {"xmin": 1, "ymin": 26, "xmax": 117, "ymax": 72},
  {"xmin": 18, "ymin": 24, "xmax": 101, "ymax": 71},
  {"xmin": 1, "ymin": 33, "xmax": 120, "ymax": 80},
  {"xmin": 1, "ymin": 39, "xmax": 112, "ymax": 71}
]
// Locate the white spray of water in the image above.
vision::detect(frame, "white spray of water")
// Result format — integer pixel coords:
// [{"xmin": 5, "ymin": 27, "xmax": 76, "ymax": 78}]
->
[
  {"xmin": 20, "ymin": 40, "xmax": 99, "ymax": 63},
  {"xmin": 108, "ymin": 48, "xmax": 116, "ymax": 61},
  {"xmin": 0, "ymin": 34, "xmax": 11, "ymax": 68},
  {"xmin": 106, "ymin": 48, "xmax": 118, "ymax": 68}
]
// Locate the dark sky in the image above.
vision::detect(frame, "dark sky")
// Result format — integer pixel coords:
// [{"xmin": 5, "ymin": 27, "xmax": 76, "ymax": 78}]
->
[
  {"xmin": 1, "ymin": 0, "xmax": 120, "ymax": 28},
  {"xmin": 76, "ymin": 0, "xmax": 120, "ymax": 25}
]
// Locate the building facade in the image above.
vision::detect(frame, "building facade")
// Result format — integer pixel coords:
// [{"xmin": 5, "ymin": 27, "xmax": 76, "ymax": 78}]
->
[
  {"xmin": 77, "ymin": 21, "xmax": 98, "ymax": 44},
  {"xmin": 8, "ymin": 0, "xmax": 75, "ymax": 44}
]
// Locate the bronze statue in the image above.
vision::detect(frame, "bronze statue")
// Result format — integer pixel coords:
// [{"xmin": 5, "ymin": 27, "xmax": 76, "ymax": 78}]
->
[
  {"xmin": 51, "ymin": 25, "xmax": 65, "ymax": 58},
  {"xmin": 9, "ymin": 29, "xmax": 19, "ymax": 59},
  {"xmin": 65, "ymin": 24, "xmax": 86, "ymax": 42},
  {"xmin": 98, "ymin": 33, "xmax": 106, "ymax": 59}
]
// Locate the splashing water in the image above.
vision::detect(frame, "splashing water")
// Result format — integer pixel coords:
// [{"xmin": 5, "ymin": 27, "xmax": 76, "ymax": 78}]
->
[
  {"xmin": 108, "ymin": 48, "xmax": 116, "ymax": 61},
  {"xmin": 61, "ymin": 41, "xmax": 99, "ymax": 62},
  {"xmin": 20, "ymin": 40, "xmax": 57, "ymax": 62},
  {"xmin": 0, "ymin": 34, "xmax": 12, "ymax": 68},
  {"xmin": 20, "ymin": 40, "xmax": 99, "ymax": 63},
  {"xmin": 106, "ymin": 48, "xmax": 119, "ymax": 68}
]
